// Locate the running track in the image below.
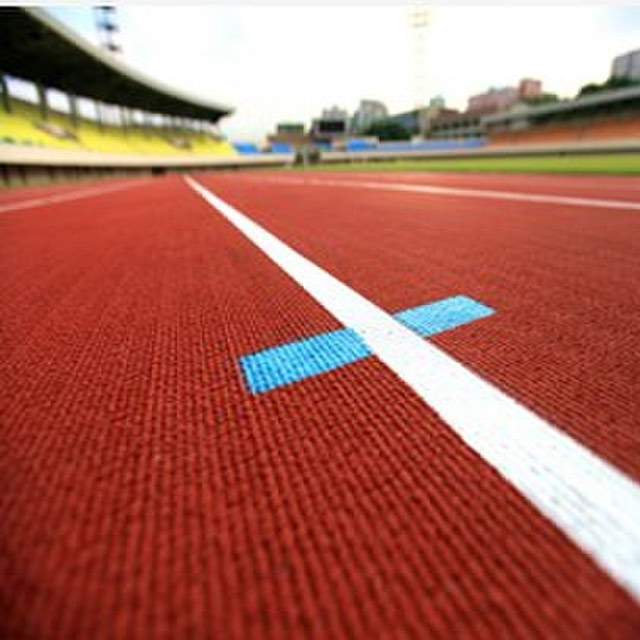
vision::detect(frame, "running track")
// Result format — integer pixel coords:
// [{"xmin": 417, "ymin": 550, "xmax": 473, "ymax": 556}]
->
[{"xmin": 1, "ymin": 171, "xmax": 639, "ymax": 638}]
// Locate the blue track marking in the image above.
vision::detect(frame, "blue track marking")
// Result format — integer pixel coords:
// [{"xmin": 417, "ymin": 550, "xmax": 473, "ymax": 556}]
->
[{"xmin": 240, "ymin": 295, "xmax": 495, "ymax": 394}]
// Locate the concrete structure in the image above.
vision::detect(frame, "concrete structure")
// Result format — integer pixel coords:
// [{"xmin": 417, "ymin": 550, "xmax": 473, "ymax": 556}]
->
[
  {"xmin": 0, "ymin": 144, "xmax": 294, "ymax": 188},
  {"xmin": 612, "ymin": 49, "xmax": 640, "ymax": 81},
  {"xmin": 387, "ymin": 97, "xmax": 454, "ymax": 138}
]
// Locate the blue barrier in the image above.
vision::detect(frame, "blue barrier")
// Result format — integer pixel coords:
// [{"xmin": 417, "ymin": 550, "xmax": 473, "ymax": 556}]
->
[
  {"xmin": 346, "ymin": 140, "xmax": 377, "ymax": 151},
  {"xmin": 270, "ymin": 143, "xmax": 294, "ymax": 153},
  {"xmin": 233, "ymin": 142, "xmax": 260, "ymax": 154},
  {"xmin": 375, "ymin": 138, "xmax": 487, "ymax": 153}
]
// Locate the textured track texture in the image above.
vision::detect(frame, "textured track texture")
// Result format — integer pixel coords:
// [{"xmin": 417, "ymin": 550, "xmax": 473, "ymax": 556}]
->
[
  {"xmin": 196, "ymin": 171, "xmax": 640, "ymax": 481},
  {"xmin": 1, "ymin": 173, "xmax": 640, "ymax": 639}
]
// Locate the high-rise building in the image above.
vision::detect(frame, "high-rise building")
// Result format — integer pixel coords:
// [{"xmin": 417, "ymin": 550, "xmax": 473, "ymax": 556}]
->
[
  {"xmin": 612, "ymin": 49, "xmax": 640, "ymax": 80},
  {"xmin": 468, "ymin": 87, "xmax": 518, "ymax": 114},
  {"xmin": 519, "ymin": 78, "xmax": 542, "ymax": 99}
]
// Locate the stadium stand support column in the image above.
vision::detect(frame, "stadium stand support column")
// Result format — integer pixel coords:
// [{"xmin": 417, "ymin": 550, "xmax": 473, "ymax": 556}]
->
[
  {"xmin": 68, "ymin": 93, "xmax": 78, "ymax": 129},
  {"xmin": 95, "ymin": 100, "xmax": 104, "ymax": 132},
  {"xmin": 36, "ymin": 82, "xmax": 49, "ymax": 121},
  {"xmin": 121, "ymin": 105, "xmax": 128, "ymax": 137},
  {"xmin": 0, "ymin": 74, "xmax": 11, "ymax": 113},
  {"xmin": 143, "ymin": 111, "xmax": 152, "ymax": 137}
]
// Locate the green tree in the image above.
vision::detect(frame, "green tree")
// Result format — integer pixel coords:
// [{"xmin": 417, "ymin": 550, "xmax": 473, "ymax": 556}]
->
[
  {"xmin": 578, "ymin": 76, "xmax": 640, "ymax": 98},
  {"xmin": 363, "ymin": 119, "xmax": 410, "ymax": 141},
  {"xmin": 522, "ymin": 93, "xmax": 560, "ymax": 106}
]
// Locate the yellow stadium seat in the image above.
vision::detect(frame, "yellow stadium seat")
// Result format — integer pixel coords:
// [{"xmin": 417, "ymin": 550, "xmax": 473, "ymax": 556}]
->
[{"xmin": 0, "ymin": 98, "xmax": 237, "ymax": 157}]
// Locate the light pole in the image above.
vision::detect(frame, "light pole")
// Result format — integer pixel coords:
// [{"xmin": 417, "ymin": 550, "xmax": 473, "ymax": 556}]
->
[{"xmin": 408, "ymin": 5, "xmax": 429, "ymax": 138}]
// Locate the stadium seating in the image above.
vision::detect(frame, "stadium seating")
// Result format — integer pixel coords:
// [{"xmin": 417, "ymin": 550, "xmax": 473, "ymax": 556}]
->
[
  {"xmin": 376, "ymin": 139, "xmax": 487, "ymax": 153},
  {"xmin": 0, "ymin": 98, "xmax": 237, "ymax": 156},
  {"xmin": 346, "ymin": 140, "xmax": 377, "ymax": 151},
  {"xmin": 233, "ymin": 142, "xmax": 260, "ymax": 154},
  {"xmin": 490, "ymin": 114, "xmax": 640, "ymax": 146},
  {"xmin": 270, "ymin": 143, "xmax": 294, "ymax": 153}
]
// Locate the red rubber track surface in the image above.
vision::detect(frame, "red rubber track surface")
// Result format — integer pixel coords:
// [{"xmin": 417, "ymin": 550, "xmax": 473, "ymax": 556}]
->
[
  {"xmin": 196, "ymin": 171, "xmax": 640, "ymax": 481},
  {"xmin": 0, "ymin": 177, "xmax": 148, "ymax": 207},
  {"xmin": 1, "ymin": 174, "xmax": 639, "ymax": 638}
]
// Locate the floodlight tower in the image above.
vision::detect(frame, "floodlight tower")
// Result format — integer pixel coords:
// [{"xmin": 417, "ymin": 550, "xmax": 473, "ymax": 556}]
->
[
  {"xmin": 93, "ymin": 6, "xmax": 125, "ymax": 130},
  {"xmin": 408, "ymin": 5, "xmax": 429, "ymax": 137},
  {"xmin": 94, "ymin": 6, "xmax": 122, "ymax": 55}
]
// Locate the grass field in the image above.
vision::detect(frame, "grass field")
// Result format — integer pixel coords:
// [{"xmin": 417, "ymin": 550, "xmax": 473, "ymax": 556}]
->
[{"xmin": 298, "ymin": 153, "xmax": 640, "ymax": 175}]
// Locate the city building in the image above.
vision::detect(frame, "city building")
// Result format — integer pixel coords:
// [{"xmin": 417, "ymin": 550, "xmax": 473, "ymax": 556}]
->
[
  {"xmin": 611, "ymin": 48, "xmax": 640, "ymax": 81},
  {"xmin": 386, "ymin": 109, "xmax": 421, "ymax": 136},
  {"xmin": 468, "ymin": 79, "xmax": 543, "ymax": 114},
  {"xmin": 468, "ymin": 86, "xmax": 519, "ymax": 114},
  {"xmin": 386, "ymin": 97, "xmax": 453, "ymax": 138},
  {"xmin": 352, "ymin": 99, "xmax": 388, "ymax": 133},
  {"xmin": 519, "ymin": 78, "xmax": 543, "ymax": 100}
]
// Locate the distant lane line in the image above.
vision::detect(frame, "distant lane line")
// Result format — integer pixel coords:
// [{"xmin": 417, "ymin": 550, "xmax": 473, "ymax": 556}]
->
[
  {"xmin": 238, "ymin": 175, "xmax": 640, "ymax": 211},
  {"xmin": 186, "ymin": 175, "xmax": 640, "ymax": 604},
  {"xmin": 0, "ymin": 178, "xmax": 153, "ymax": 214}
]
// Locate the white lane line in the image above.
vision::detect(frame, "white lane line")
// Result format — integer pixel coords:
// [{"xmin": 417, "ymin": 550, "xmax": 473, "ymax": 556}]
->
[
  {"xmin": 0, "ymin": 178, "xmax": 152, "ymax": 214},
  {"xmin": 235, "ymin": 174, "xmax": 640, "ymax": 211},
  {"xmin": 186, "ymin": 176, "xmax": 640, "ymax": 603}
]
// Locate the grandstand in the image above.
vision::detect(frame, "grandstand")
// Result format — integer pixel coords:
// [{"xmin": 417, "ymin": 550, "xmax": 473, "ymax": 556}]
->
[
  {"xmin": 0, "ymin": 96, "xmax": 237, "ymax": 156},
  {"xmin": 484, "ymin": 85, "xmax": 640, "ymax": 146},
  {"xmin": 0, "ymin": 7, "xmax": 295, "ymax": 186}
]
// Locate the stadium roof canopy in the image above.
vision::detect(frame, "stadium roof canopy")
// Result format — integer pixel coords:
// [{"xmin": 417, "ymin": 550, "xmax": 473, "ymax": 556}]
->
[
  {"xmin": 0, "ymin": 7, "xmax": 233, "ymax": 122},
  {"xmin": 483, "ymin": 85, "xmax": 640, "ymax": 125}
]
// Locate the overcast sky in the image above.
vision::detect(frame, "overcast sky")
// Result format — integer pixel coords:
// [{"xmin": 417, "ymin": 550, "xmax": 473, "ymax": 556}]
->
[{"xmin": 47, "ymin": 4, "xmax": 640, "ymax": 142}]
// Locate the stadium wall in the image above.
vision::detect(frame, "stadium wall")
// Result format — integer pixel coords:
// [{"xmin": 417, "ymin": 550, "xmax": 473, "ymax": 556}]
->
[
  {"xmin": 3, "ymin": 138, "xmax": 640, "ymax": 188},
  {"xmin": 0, "ymin": 146, "xmax": 295, "ymax": 188},
  {"xmin": 317, "ymin": 138, "xmax": 640, "ymax": 165}
]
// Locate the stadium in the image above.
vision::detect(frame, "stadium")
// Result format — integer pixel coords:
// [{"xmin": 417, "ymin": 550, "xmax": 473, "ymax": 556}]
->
[{"xmin": 1, "ymin": 6, "xmax": 640, "ymax": 639}]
